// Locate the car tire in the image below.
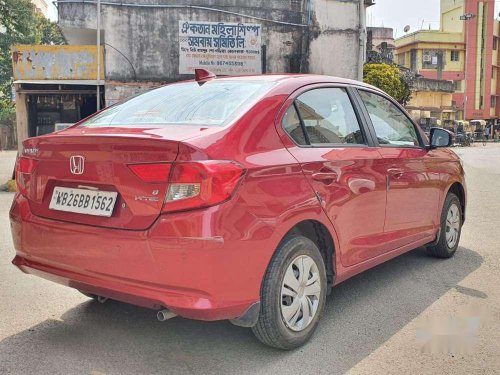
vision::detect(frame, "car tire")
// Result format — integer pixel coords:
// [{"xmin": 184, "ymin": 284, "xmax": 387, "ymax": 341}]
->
[
  {"xmin": 427, "ymin": 193, "xmax": 462, "ymax": 258},
  {"xmin": 252, "ymin": 235, "xmax": 327, "ymax": 350}
]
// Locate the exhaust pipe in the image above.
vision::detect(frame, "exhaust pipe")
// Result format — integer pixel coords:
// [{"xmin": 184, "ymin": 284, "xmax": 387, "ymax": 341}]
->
[
  {"xmin": 97, "ymin": 296, "xmax": 108, "ymax": 304},
  {"xmin": 157, "ymin": 309, "xmax": 177, "ymax": 322}
]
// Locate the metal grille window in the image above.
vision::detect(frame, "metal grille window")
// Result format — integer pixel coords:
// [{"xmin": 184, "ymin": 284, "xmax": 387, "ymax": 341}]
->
[
  {"xmin": 422, "ymin": 50, "xmax": 444, "ymax": 69},
  {"xmin": 451, "ymin": 50, "xmax": 460, "ymax": 62}
]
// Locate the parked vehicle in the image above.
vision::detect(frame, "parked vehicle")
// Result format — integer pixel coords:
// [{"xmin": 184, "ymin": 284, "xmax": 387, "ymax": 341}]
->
[
  {"xmin": 471, "ymin": 119, "xmax": 486, "ymax": 140},
  {"xmin": 419, "ymin": 117, "xmax": 439, "ymax": 136},
  {"xmin": 456, "ymin": 131, "xmax": 472, "ymax": 147},
  {"xmin": 10, "ymin": 72, "xmax": 466, "ymax": 349}
]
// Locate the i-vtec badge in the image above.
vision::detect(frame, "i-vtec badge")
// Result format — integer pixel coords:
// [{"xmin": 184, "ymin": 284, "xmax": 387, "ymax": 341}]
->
[
  {"xmin": 23, "ymin": 148, "xmax": 39, "ymax": 156},
  {"xmin": 70, "ymin": 155, "xmax": 85, "ymax": 175},
  {"xmin": 134, "ymin": 196, "xmax": 160, "ymax": 202}
]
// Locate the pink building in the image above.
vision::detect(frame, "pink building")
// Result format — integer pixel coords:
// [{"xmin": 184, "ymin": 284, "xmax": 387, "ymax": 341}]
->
[{"xmin": 396, "ymin": 0, "xmax": 498, "ymax": 122}]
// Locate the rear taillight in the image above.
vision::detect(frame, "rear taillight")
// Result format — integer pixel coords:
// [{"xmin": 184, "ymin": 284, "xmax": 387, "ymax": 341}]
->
[
  {"xmin": 16, "ymin": 156, "xmax": 39, "ymax": 196},
  {"xmin": 163, "ymin": 161, "xmax": 245, "ymax": 212},
  {"xmin": 128, "ymin": 163, "xmax": 171, "ymax": 183}
]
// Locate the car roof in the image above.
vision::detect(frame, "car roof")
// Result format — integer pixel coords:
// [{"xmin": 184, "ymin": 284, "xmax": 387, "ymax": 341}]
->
[
  {"xmin": 206, "ymin": 73, "xmax": 382, "ymax": 94},
  {"xmin": 158, "ymin": 73, "xmax": 383, "ymax": 98}
]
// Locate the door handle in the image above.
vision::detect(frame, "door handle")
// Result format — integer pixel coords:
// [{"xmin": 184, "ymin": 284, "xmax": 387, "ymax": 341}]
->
[
  {"xmin": 387, "ymin": 168, "xmax": 404, "ymax": 179},
  {"xmin": 312, "ymin": 172, "xmax": 338, "ymax": 184}
]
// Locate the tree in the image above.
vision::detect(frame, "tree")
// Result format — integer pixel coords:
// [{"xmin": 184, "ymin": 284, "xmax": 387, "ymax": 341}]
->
[
  {"xmin": 363, "ymin": 63, "xmax": 414, "ymax": 105},
  {"xmin": 0, "ymin": 0, "xmax": 35, "ymax": 36},
  {"xmin": 33, "ymin": 12, "xmax": 67, "ymax": 46},
  {"xmin": 0, "ymin": 0, "xmax": 66, "ymax": 145},
  {"xmin": 398, "ymin": 68, "xmax": 417, "ymax": 106},
  {"xmin": 0, "ymin": 0, "xmax": 66, "ymax": 97},
  {"xmin": 0, "ymin": 0, "xmax": 35, "ymax": 98},
  {"xmin": 0, "ymin": 94, "xmax": 16, "ymax": 149}
]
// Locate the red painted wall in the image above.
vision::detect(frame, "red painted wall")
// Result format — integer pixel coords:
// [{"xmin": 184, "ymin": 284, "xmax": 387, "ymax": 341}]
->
[
  {"xmin": 463, "ymin": 0, "xmax": 494, "ymax": 120},
  {"xmin": 420, "ymin": 71, "xmax": 465, "ymax": 81},
  {"xmin": 416, "ymin": 0, "xmax": 496, "ymax": 120}
]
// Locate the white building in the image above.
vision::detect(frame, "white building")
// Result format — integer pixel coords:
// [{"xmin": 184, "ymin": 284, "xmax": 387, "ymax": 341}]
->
[
  {"xmin": 32, "ymin": 0, "xmax": 51, "ymax": 18},
  {"xmin": 55, "ymin": 0, "xmax": 375, "ymax": 104},
  {"xmin": 12, "ymin": 0, "xmax": 376, "ymax": 149}
]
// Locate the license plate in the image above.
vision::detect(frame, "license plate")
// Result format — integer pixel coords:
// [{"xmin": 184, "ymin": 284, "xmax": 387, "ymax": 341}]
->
[{"xmin": 49, "ymin": 187, "xmax": 118, "ymax": 217}]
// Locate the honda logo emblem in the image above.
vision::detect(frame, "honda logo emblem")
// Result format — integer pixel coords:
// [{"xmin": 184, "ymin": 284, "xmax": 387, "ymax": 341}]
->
[{"xmin": 70, "ymin": 155, "xmax": 85, "ymax": 175}]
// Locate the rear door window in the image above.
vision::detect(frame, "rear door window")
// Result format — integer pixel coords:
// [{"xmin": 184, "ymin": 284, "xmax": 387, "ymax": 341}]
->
[
  {"xmin": 282, "ymin": 105, "xmax": 307, "ymax": 146},
  {"xmin": 290, "ymin": 88, "xmax": 365, "ymax": 146}
]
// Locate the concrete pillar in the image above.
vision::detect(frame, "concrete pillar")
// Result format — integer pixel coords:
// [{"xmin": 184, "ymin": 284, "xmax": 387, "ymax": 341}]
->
[
  {"xmin": 15, "ymin": 84, "xmax": 28, "ymax": 152},
  {"xmin": 358, "ymin": 0, "xmax": 367, "ymax": 81}
]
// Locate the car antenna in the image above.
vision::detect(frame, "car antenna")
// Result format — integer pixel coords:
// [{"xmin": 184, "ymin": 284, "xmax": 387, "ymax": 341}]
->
[{"xmin": 194, "ymin": 69, "xmax": 216, "ymax": 85}]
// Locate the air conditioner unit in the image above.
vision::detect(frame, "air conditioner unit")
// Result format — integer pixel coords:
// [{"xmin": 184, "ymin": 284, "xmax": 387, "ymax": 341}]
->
[{"xmin": 423, "ymin": 54, "xmax": 432, "ymax": 63}]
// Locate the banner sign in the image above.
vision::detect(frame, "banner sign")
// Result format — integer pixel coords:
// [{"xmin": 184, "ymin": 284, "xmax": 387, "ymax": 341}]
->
[{"xmin": 179, "ymin": 20, "xmax": 262, "ymax": 75}]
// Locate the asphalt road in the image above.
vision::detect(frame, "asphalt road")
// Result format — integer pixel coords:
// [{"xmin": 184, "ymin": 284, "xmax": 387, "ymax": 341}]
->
[
  {"xmin": 0, "ymin": 151, "xmax": 16, "ymax": 185},
  {"xmin": 0, "ymin": 146, "xmax": 499, "ymax": 375}
]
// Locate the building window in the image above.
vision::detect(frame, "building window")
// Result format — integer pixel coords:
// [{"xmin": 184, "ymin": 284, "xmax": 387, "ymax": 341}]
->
[
  {"xmin": 491, "ymin": 96, "xmax": 497, "ymax": 108},
  {"xmin": 494, "ymin": 38, "xmax": 498, "ymax": 51},
  {"xmin": 422, "ymin": 50, "xmax": 445, "ymax": 69},
  {"xmin": 451, "ymin": 50, "xmax": 460, "ymax": 62},
  {"xmin": 454, "ymin": 80, "xmax": 463, "ymax": 91}
]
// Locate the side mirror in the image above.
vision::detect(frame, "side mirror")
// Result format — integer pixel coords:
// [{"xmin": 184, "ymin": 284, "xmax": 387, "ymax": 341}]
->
[{"xmin": 429, "ymin": 127, "xmax": 454, "ymax": 149}]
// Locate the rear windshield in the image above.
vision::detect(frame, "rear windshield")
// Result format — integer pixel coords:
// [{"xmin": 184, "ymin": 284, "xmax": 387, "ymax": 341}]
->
[{"xmin": 79, "ymin": 80, "xmax": 274, "ymax": 127}]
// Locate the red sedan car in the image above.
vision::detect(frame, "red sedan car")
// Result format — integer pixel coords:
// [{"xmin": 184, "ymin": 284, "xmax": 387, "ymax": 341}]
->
[{"xmin": 10, "ymin": 73, "xmax": 466, "ymax": 349}]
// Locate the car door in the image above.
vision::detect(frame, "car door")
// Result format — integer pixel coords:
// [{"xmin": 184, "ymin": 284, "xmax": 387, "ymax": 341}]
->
[
  {"xmin": 357, "ymin": 89, "xmax": 441, "ymax": 249},
  {"xmin": 279, "ymin": 85, "xmax": 388, "ymax": 267}
]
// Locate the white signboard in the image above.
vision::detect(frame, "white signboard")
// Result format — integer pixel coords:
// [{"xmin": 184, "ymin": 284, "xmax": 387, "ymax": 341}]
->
[{"xmin": 179, "ymin": 20, "xmax": 262, "ymax": 75}]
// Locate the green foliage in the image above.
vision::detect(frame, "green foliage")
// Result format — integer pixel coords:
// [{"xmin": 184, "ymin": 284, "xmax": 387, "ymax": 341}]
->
[
  {"xmin": 363, "ymin": 63, "xmax": 414, "ymax": 105},
  {"xmin": 33, "ymin": 12, "xmax": 67, "ymax": 46},
  {"xmin": 0, "ymin": 0, "xmax": 35, "ymax": 99},
  {"xmin": 398, "ymin": 68, "xmax": 417, "ymax": 106},
  {"xmin": 0, "ymin": 0, "xmax": 66, "ymax": 125},
  {"xmin": 0, "ymin": 98, "xmax": 15, "ymax": 125},
  {"xmin": 0, "ymin": 0, "xmax": 36, "ymax": 37}
]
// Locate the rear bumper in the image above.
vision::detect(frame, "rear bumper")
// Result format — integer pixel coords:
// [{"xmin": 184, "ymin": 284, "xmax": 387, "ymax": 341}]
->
[
  {"xmin": 12, "ymin": 255, "xmax": 250, "ymax": 320},
  {"xmin": 9, "ymin": 194, "xmax": 262, "ymax": 321}
]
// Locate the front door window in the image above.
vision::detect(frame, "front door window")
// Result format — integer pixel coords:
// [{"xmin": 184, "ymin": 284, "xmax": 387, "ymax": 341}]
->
[{"xmin": 358, "ymin": 90, "xmax": 420, "ymax": 147}]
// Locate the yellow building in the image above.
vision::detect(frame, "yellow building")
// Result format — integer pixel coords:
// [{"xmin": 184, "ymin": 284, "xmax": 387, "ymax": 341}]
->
[
  {"xmin": 395, "ymin": 0, "xmax": 498, "ymax": 122},
  {"xmin": 405, "ymin": 78, "xmax": 456, "ymax": 126}
]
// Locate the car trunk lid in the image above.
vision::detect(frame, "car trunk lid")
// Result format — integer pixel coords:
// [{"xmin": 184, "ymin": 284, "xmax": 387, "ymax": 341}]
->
[{"xmin": 21, "ymin": 127, "xmax": 190, "ymax": 230}]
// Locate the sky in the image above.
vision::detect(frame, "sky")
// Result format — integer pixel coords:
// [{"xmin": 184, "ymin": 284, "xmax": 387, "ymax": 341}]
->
[
  {"xmin": 46, "ymin": 1, "xmax": 500, "ymax": 34},
  {"xmin": 367, "ymin": 0, "xmax": 500, "ymax": 38},
  {"xmin": 48, "ymin": 3, "xmax": 57, "ymax": 21}
]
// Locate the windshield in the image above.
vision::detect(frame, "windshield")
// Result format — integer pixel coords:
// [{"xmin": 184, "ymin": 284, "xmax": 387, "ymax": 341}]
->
[{"xmin": 79, "ymin": 80, "xmax": 274, "ymax": 127}]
